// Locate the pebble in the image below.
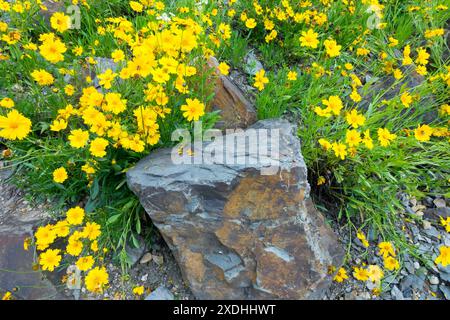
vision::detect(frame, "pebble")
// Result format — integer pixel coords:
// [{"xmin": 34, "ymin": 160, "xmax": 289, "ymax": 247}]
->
[
  {"xmin": 433, "ymin": 198, "xmax": 446, "ymax": 208},
  {"xmin": 429, "ymin": 275, "xmax": 439, "ymax": 285}
]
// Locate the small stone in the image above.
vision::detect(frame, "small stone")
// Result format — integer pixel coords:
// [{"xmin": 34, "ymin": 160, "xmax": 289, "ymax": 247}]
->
[
  {"xmin": 140, "ymin": 253, "xmax": 153, "ymax": 264},
  {"xmin": 422, "ymin": 220, "xmax": 432, "ymax": 230},
  {"xmin": 429, "ymin": 275, "xmax": 439, "ymax": 285},
  {"xmin": 152, "ymin": 255, "xmax": 164, "ymax": 266},
  {"xmin": 391, "ymin": 285, "xmax": 404, "ymax": 300},
  {"xmin": 145, "ymin": 286, "xmax": 174, "ymax": 300},
  {"xmin": 414, "ymin": 262, "xmax": 420, "ymax": 269},
  {"xmin": 433, "ymin": 198, "xmax": 446, "ymax": 208},
  {"xmin": 141, "ymin": 274, "xmax": 148, "ymax": 282}
]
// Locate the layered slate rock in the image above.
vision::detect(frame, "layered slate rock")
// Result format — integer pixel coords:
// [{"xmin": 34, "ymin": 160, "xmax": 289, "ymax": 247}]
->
[
  {"xmin": 0, "ymin": 170, "xmax": 63, "ymax": 300},
  {"xmin": 127, "ymin": 119, "xmax": 344, "ymax": 299},
  {"xmin": 207, "ymin": 57, "xmax": 257, "ymax": 129}
]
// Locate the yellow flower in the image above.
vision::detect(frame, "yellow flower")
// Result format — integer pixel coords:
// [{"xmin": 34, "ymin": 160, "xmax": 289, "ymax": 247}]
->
[
  {"xmin": 2, "ymin": 291, "xmax": 12, "ymax": 300},
  {"xmin": 133, "ymin": 286, "xmax": 145, "ymax": 295},
  {"xmin": 377, "ymin": 128, "xmax": 396, "ymax": 147},
  {"xmin": 31, "ymin": 69, "xmax": 54, "ymax": 86},
  {"xmin": 299, "ymin": 28, "xmax": 319, "ymax": 49},
  {"xmin": 0, "ymin": 97, "xmax": 14, "ymax": 108},
  {"xmin": 68, "ymin": 129, "xmax": 89, "ymax": 149},
  {"xmin": 85, "ymin": 267, "xmax": 109, "ymax": 293},
  {"xmin": 345, "ymin": 129, "xmax": 361, "ymax": 147},
  {"xmin": 39, "ymin": 249, "xmax": 62, "ymax": 271},
  {"xmin": 50, "ymin": 12, "xmax": 71, "ymax": 33},
  {"xmin": 362, "ymin": 130, "xmax": 373, "ymax": 150},
  {"xmin": 66, "ymin": 206, "xmax": 85, "ymax": 225},
  {"xmin": 129, "ymin": 1, "xmax": 143, "ymax": 12},
  {"xmin": 76, "ymin": 256, "xmax": 95, "ymax": 272},
  {"xmin": 111, "ymin": 49, "xmax": 125, "ymax": 63},
  {"xmin": 0, "ymin": 110, "xmax": 32, "ymax": 140},
  {"xmin": 318, "ymin": 138, "xmax": 332, "ymax": 151},
  {"xmin": 435, "ymin": 246, "xmax": 450, "ymax": 267},
  {"xmin": 324, "ymin": 39, "xmax": 341, "ymax": 57},
  {"xmin": 384, "ymin": 256, "xmax": 400, "ymax": 271},
  {"xmin": 400, "ymin": 92, "xmax": 413, "ymax": 108},
  {"xmin": 440, "ymin": 217, "xmax": 450, "ymax": 233},
  {"xmin": 35, "ymin": 225, "xmax": 57, "ymax": 251},
  {"xmin": 64, "ymin": 84, "xmax": 75, "ymax": 96},
  {"xmin": 180, "ymin": 98, "xmax": 205, "ymax": 122},
  {"xmin": 378, "ymin": 241, "xmax": 396, "ymax": 258},
  {"xmin": 253, "ymin": 69, "xmax": 269, "ymax": 91},
  {"xmin": 322, "ymin": 95, "xmax": 343, "ymax": 115},
  {"xmin": 50, "ymin": 119, "xmax": 67, "ymax": 132},
  {"xmin": 415, "ymin": 47, "xmax": 429, "ymax": 65},
  {"xmin": 82, "ymin": 222, "xmax": 101, "ymax": 241},
  {"xmin": 39, "ymin": 34, "xmax": 66, "ymax": 64},
  {"xmin": 346, "ymin": 110, "xmax": 365, "ymax": 129},
  {"xmin": 287, "ymin": 71, "xmax": 297, "ymax": 81},
  {"xmin": 317, "ymin": 176, "xmax": 326, "ymax": 186},
  {"xmin": 414, "ymin": 124, "xmax": 433, "ymax": 142},
  {"xmin": 89, "ymin": 137, "xmax": 109, "ymax": 157},
  {"xmin": 356, "ymin": 231, "xmax": 369, "ymax": 247},
  {"xmin": 245, "ymin": 18, "xmax": 257, "ymax": 29},
  {"xmin": 367, "ymin": 265, "xmax": 384, "ymax": 283},
  {"xmin": 98, "ymin": 69, "xmax": 117, "ymax": 89},
  {"xmin": 54, "ymin": 220, "xmax": 70, "ymax": 237},
  {"xmin": 332, "ymin": 142, "xmax": 347, "ymax": 160},
  {"xmin": 218, "ymin": 62, "xmax": 230, "ymax": 76},
  {"xmin": 66, "ymin": 239, "xmax": 83, "ymax": 257},
  {"xmin": 333, "ymin": 267, "xmax": 348, "ymax": 282},
  {"xmin": 53, "ymin": 167, "xmax": 68, "ymax": 183},
  {"xmin": 353, "ymin": 267, "xmax": 369, "ymax": 281}
]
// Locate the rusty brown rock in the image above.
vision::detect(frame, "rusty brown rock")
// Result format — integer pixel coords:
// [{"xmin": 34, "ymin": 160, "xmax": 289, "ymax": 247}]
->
[
  {"xmin": 207, "ymin": 57, "xmax": 257, "ymax": 129},
  {"xmin": 127, "ymin": 118, "xmax": 344, "ymax": 299}
]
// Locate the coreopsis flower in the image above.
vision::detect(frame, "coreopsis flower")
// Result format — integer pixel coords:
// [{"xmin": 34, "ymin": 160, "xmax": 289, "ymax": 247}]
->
[
  {"xmin": 89, "ymin": 137, "xmax": 109, "ymax": 157},
  {"xmin": 332, "ymin": 142, "xmax": 347, "ymax": 160},
  {"xmin": 98, "ymin": 69, "xmax": 117, "ymax": 89},
  {"xmin": 318, "ymin": 138, "xmax": 332, "ymax": 151},
  {"xmin": 367, "ymin": 265, "xmax": 384, "ymax": 283},
  {"xmin": 317, "ymin": 176, "xmax": 326, "ymax": 186},
  {"xmin": 333, "ymin": 267, "xmax": 348, "ymax": 282},
  {"xmin": 31, "ymin": 69, "xmax": 54, "ymax": 86},
  {"xmin": 346, "ymin": 109, "xmax": 365, "ymax": 128},
  {"xmin": 76, "ymin": 256, "xmax": 95, "ymax": 272},
  {"xmin": 50, "ymin": 12, "xmax": 71, "ymax": 33},
  {"xmin": 66, "ymin": 206, "xmax": 85, "ymax": 225},
  {"xmin": 378, "ymin": 241, "xmax": 396, "ymax": 258},
  {"xmin": 415, "ymin": 47, "xmax": 430, "ymax": 65},
  {"xmin": 353, "ymin": 267, "xmax": 369, "ymax": 281},
  {"xmin": 111, "ymin": 49, "xmax": 125, "ymax": 62},
  {"xmin": 400, "ymin": 92, "xmax": 413, "ymax": 107},
  {"xmin": 50, "ymin": 119, "xmax": 67, "ymax": 132},
  {"xmin": 245, "ymin": 18, "xmax": 257, "ymax": 29},
  {"xmin": 82, "ymin": 222, "xmax": 101, "ymax": 240},
  {"xmin": 66, "ymin": 239, "xmax": 83, "ymax": 256},
  {"xmin": 53, "ymin": 167, "xmax": 68, "ymax": 183},
  {"xmin": 402, "ymin": 45, "xmax": 412, "ymax": 65},
  {"xmin": 85, "ymin": 267, "xmax": 109, "ymax": 293},
  {"xmin": 345, "ymin": 130, "xmax": 362, "ymax": 147},
  {"xmin": 129, "ymin": 1, "xmax": 143, "ymax": 12},
  {"xmin": 35, "ymin": 225, "xmax": 57, "ymax": 251},
  {"xmin": 377, "ymin": 128, "xmax": 396, "ymax": 146},
  {"xmin": 0, "ymin": 97, "xmax": 14, "ymax": 108},
  {"xmin": 322, "ymin": 95, "xmax": 343, "ymax": 115},
  {"xmin": 384, "ymin": 256, "xmax": 400, "ymax": 271},
  {"xmin": 54, "ymin": 220, "xmax": 70, "ymax": 237},
  {"xmin": 299, "ymin": 28, "xmax": 319, "ymax": 49},
  {"xmin": 414, "ymin": 124, "xmax": 433, "ymax": 142},
  {"xmin": 253, "ymin": 69, "xmax": 269, "ymax": 91},
  {"xmin": 39, "ymin": 34, "xmax": 66, "ymax": 63},
  {"xmin": 441, "ymin": 217, "xmax": 450, "ymax": 233},
  {"xmin": 287, "ymin": 71, "xmax": 297, "ymax": 81},
  {"xmin": 357, "ymin": 231, "xmax": 369, "ymax": 247},
  {"xmin": 2, "ymin": 292, "xmax": 12, "ymax": 300},
  {"xmin": 0, "ymin": 110, "xmax": 32, "ymax": 140},
  {"xmin": 133, "ymin": 286, "xmax": 145, "ymax": 295},
  {"xmin": 68, "ymin": 129, "xmax": 89, "ymax": 149},
  {"xmin": 218, "ymin": 62, "xmax": 230, "ymax": 76},
  {"xmin": 180, "ymin": 98, "xmax": 205, "ymax": 121},
  {"xmin": 324, "ymin": 39, "xmax": 341, "ymax": 57},
  {"xmin": 64, "ymin": 84, "xmax": 75, "ymax": 96},
  {"xmin": 435, "ymin": 246, "xmax": 450, "ymax": 267},
  {"xmin": 39, "ymin": 249, "xmax": 62, "ymax": 271}
]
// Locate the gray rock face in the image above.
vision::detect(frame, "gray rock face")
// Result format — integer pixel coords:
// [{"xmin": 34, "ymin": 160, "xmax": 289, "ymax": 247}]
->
[
  {"xmin": 145, "ymin": 286, "xmax": 174, "ymax": 300},
  {"xmin": 0, "ymin": 169, "xmax": 63, "ymax": 300},
  {"xmin": 127, "ymin": 119, "xmax": 344, "ymax": 300}
]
